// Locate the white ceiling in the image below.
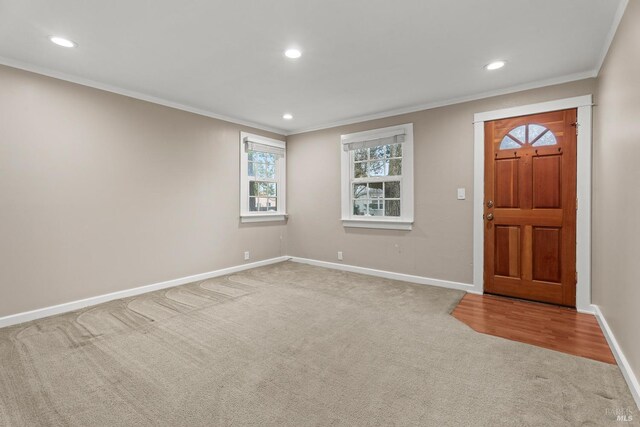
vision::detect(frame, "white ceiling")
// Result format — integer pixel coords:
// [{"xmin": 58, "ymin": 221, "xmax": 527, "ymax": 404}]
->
[{"xmin": 0, "ymin": 0, "xmax": 626, "ymax": 134}]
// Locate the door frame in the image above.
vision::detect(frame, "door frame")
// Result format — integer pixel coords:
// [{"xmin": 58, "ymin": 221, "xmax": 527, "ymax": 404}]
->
[{"xmin": 472, "ymin": 95, "xmax": 593, "ymax": 313}]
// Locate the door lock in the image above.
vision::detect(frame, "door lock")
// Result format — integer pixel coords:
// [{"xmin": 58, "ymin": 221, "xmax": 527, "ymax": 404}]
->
[{"xmin": 486, "ymin": 200, "xmax": 494, "ymax": 208}]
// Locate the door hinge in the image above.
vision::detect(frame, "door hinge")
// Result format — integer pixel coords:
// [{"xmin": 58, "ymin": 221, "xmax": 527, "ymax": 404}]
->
[
  {"xmin": 575, "ymin": 271, "xmax": 578, "ymax": 283},
  {"xmin": 571, "ymin": 121, "xmax": 579, "ymax": 135},
  {"xmin": 576, "ymin": 197, "xmax": 578, "ymax": 211}
]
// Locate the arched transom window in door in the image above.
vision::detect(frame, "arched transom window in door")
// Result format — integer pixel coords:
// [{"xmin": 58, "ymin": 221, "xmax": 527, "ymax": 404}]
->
[{"xmin": 499, "ymin": 124, "xmax": 558, "ymax": 150}]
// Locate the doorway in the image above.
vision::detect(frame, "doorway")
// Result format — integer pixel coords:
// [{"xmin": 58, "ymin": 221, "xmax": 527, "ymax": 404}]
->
[
  {"xmin": 472, "ymin": 96, "xmax": 593, "ymax": 312},
  {"xmin": 483, "ymin": 109, "xmax": 577, "ymax": 306}
]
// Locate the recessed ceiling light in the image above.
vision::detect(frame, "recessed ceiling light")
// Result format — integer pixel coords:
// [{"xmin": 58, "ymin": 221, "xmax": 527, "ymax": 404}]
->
[
  {"xmin": 49, "ymin": 36, "xmax": 77, "ymax": 48},
  {"xmin": 485, "ymin": 60, "xmax": 506, "ymax": 70},
  {"xmin": 284, "ymin": 48, "xmax": 301, "ymax": 59},
  {"xmin": 283, "ymin": 113, "xmax": 293, "ymax": 120}
]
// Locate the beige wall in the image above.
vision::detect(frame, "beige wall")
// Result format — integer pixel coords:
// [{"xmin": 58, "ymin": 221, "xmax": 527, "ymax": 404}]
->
[
  {"xmin": 2, "ymin": 21, "xmax": 635, "ymax": 394},
  {"xmin": 286, "ymin": 79, "xmax": 597, "ymax": 284},
  {"xmin": 0, "ymin": 65, "xmax": 286, "ymax": 318},
  {"xmin": 593, "ymin": 0, "xmax": 640, "ymax": 392},
  {"xmin": 0, "ymin": 10, "xmax": 637, "ymax": 396}
]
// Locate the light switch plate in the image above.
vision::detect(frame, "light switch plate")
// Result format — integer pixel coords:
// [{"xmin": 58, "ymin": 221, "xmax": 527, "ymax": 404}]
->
[{"xmin": 457, "ymin": 188, "xmax": 466, "ymax": 200}]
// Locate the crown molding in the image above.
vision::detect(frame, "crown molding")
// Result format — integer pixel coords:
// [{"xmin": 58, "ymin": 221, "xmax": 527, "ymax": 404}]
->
[
  {"xmin": 595, "ymin": 0, "xmax": 629, "ymax": 75},
  {"xmin": 286, "ymin": 69, "xmax": 597, "ymax": 135},
  {"xmin": 0, "ymin": 57, "xmax": 287, "ymax": 136}
]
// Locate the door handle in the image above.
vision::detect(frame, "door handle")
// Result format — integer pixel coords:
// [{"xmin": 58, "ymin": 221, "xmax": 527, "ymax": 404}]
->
[{"xmin": 486, "ymin": 213, "xmax": 494, "ymax": 221}]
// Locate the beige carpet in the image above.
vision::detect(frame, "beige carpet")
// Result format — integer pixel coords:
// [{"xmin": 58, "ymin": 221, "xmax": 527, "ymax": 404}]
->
[{"xmin": 0, "ymin": 261, "xmax": 637, "ymax": 426}]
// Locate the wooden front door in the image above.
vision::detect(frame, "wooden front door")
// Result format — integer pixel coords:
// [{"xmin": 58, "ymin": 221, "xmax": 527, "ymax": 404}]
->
[{"xmin": 484, "ymin": 109, "xmax": 577, "ymax": 307}]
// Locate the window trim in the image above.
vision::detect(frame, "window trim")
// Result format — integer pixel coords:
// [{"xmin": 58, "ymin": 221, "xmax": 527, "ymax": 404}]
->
[
  {"xmin": 340, "ymin": 123, "xmax": 414, "ymax": 230},
  {"xmin": 240, "ymin": 132, "xmax": 287, "ymax": 223}
]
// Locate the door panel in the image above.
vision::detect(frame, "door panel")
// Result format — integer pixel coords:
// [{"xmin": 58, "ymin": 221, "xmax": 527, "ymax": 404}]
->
[
  {"xmin": 532, "ymin": 227, "xmax": 562, "ymax": 283},
  {"xmin": 495, "ymin": 159, "xmax": 519, "ymax": 208},
  {"xmin": 495, "ymin": 226, "xmax": 521, "ymax": 278},
  {"xmin": 484, "ymin": 109, "xmax": 577, "ymax": 306},
  {"xmin": 532, "ymin": 155, "xmax": 562, "ymax": 208}
]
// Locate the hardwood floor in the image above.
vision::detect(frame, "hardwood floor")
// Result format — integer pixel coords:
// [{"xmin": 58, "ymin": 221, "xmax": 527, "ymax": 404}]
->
[{"xmin": 452, "ymin": 293, "xmax": 616, "ymax": 364}]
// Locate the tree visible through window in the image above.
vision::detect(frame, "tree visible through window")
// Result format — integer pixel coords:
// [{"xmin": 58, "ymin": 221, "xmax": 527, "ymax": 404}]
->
[
  {"xmin": 248, "ymin": 151, "xmax": 278, "ymax": 212},
  {"xmin": 240, "ymin": 132, "xmax": 286, "ymax": 222},
  {"xmin": 352, "ymin": 143, "xmax": 402, "ymax": 217},
  {"xmin": 340, "ymin": 123, "xmax": 414, "ymax": 229}
]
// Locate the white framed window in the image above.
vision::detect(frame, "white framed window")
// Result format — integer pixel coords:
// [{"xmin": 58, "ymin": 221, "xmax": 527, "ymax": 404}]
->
[
  {"xmin": 240, "ymin": 132, "xmax": 287, "ymax": 223},
  {"xmin": 340, "ymin": 123, "xmax": 414, "ymax": 230}
]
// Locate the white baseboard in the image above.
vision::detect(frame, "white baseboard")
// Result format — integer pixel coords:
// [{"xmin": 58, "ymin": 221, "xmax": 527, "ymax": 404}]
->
[
  {"xmin": 593, "ymin": 305, "xmax": 640, "ymax": 409},
  {"xmin": 0, "ymin": 256, "xmax": 290, "ymax": 329},
  {"xmin": 0, "ymin": 255, "xmax": 472, "ymax": 329},
  {"xmin": 289, "ymin": 256, "xmax": 475, "ymax": 293},
  {"xmin": 1, "ymin": 254, "xmax": 637, "ymax": 410},
  {"xmin": 577, "ymin": 304, "xmax": 597, "ymax": 315}
]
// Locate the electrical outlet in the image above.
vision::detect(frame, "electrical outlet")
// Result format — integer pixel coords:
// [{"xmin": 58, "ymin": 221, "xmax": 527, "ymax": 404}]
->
[
  {"xmin": 244, "ymin": 251, "xmax": 250, "ymax": 260},
  {"xmin": 337, "ymin": 251, "xmax": 343, "ymax": 261}
]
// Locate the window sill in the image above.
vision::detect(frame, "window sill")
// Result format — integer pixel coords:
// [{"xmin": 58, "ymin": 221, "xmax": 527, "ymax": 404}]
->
[
  {"xmin": 240, "ymin": 214, "xmax": 288, "ymax": 223},
  {"xmin": 342, "ymin": 218, "xmax": 413, "ymax": 230}
]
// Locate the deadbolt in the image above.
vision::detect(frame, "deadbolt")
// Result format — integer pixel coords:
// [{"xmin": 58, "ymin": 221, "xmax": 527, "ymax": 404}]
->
[
  {"xmin": 486, "ymin": 213, "xmax": 494, "ymax": 221},
  {"xmin": 486, "ymin": 200, "xmax": 494, "ymax": 208}
]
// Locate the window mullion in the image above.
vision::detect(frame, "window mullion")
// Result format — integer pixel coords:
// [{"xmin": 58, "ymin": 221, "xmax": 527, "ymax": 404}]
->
[{"xmin": 352, "ymin": 176, "xmax": 400, "ymax": 184}]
